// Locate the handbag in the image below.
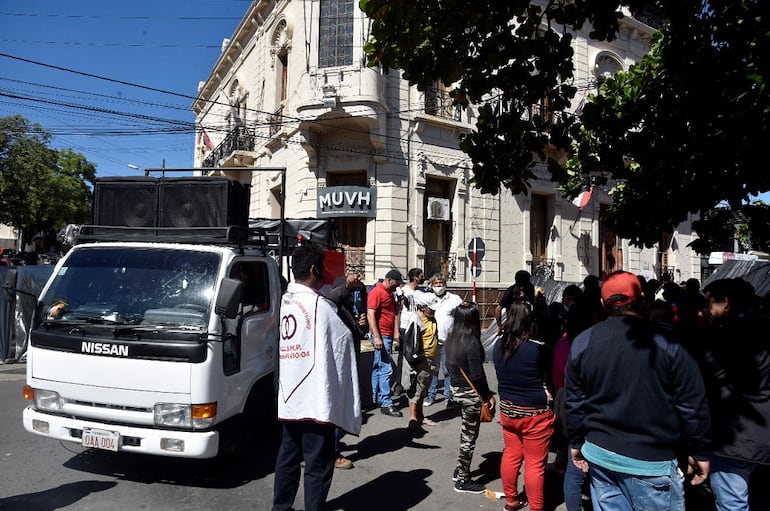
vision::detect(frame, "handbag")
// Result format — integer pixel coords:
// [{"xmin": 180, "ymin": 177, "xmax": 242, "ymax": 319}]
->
[{"xmin": 459, "ymin": 368, "xmax": 495, "ymax": 422}]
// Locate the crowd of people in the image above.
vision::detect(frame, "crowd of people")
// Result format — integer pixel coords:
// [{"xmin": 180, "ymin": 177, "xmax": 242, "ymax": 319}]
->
[{"xmin": 271, "ymin": 241, "xmax": 770, "ymax": 511}]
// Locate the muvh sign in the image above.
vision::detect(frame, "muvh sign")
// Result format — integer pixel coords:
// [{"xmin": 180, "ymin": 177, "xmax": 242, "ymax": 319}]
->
[{"xmin": 317, "ymin": 186, "xmax": 377, "ymax": 218}]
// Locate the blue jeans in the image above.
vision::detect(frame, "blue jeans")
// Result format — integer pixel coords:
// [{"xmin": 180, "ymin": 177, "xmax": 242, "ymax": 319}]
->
[
  {"xmin": 710, "ymin": 454, "xmax": 755, "ymax": 511},
  {"xmin": 564, "ymin": 447, "xmax": 588, "ymax": 511},
  {"xmin": 589, "ymin": 460, "xmax": 684, "ymax": 511},
  {"xmin": 370, "ymin": 334, "xmax": 394, "ymax": 407},
  {"xmin": 272, "ymin": 420, "xmax": 336, "ymax": 511},
  {"xmin": 428, "ymin": 342, "xmax": 450, "ymax": 400}
]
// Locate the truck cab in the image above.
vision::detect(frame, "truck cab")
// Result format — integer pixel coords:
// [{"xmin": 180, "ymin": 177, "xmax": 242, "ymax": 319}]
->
[{"xmin": 22, "ymin": 176, "xmax": 283, "ymax": 458}]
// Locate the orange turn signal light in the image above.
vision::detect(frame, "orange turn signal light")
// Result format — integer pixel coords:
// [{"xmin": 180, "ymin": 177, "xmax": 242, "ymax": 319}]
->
[
  {"xmin": 22, "ymin": 385, "xmax": 35, "ymax": 401},
  {"xmin": 191, "ymin": 402, "xmax": 217, "ymax": 420}
]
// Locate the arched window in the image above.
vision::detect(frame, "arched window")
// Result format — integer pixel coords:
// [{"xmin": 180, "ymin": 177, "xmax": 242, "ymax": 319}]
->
[{"xmin": 594, "ymin": 51, "xmax": 625, "ymax": 84}]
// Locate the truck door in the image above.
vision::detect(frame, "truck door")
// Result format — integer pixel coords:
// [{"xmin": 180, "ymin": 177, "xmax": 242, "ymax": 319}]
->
[{"xmin": 223, "ymin": 259, "xmax": 277, "ymax": 378}]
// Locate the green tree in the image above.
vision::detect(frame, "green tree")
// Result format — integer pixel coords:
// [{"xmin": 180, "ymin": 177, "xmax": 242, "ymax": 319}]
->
[
  {"xmin": 0, "ymin": 115, "xmax": 95, "ymax": 248},
  {"xmin": 361, "ymin": 1, "xmax": 770, "ymax": 248},
  {"xmin": 568, "ymin": 0, "xmax": 769, "ymax": 248},
  {"xmin": 691, "ymin": 203, "xmax": 770, "ymax": 256}
]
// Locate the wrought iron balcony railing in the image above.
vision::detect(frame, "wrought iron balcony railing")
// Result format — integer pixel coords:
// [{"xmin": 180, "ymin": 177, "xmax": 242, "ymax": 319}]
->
[
  {"xmin": 202, "ymin": 125, "xmax": 256, "ymax": 168},
  {"xmin": 424, "ymin": 87, "xmax": 463, "ymax": 121}
]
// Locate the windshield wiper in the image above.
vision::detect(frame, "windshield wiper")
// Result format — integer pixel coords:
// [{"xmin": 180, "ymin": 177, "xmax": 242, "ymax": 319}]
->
[{"xmin": 72, "ymin": 315, "xmax": 123, "ymax": 325}]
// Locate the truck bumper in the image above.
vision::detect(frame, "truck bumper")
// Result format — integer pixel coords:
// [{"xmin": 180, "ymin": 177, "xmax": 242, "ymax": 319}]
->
[{"xmin": 23, "ymin": 406, "xmax": 219, "ymax": 459}]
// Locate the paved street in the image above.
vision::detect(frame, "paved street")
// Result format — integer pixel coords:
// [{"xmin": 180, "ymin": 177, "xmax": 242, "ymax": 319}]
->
[
  {"xmin": 7, "ymin": 358, "xmax": 762, "ymax": 510},
  {"xmin": 0, "ymin": 359, "xmax": 578, "ymax": 510}
]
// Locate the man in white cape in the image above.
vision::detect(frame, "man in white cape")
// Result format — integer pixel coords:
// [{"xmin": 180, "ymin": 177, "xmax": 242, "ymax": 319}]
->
[{"xmin": 272, "ymin": 243, "xmax": 361, "ymax": 511}]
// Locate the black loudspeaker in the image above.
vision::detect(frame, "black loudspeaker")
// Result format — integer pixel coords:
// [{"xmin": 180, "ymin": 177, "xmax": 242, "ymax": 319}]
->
[
  {"xmin": 158, "ymin": 177, "xmax": 249, "ymax": 228},
  {"xmin": 93, "ymin": 177, "xmax": 159, "ymax": 227}
]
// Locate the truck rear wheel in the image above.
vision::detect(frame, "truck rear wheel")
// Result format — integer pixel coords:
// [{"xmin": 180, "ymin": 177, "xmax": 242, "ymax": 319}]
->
[{"xmin": 217, "ymin": 373, "xmax": 279, "ymax": 458}]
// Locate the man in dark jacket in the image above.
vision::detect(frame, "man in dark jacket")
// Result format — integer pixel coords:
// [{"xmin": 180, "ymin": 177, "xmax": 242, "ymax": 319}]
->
[
  {"xmin": 699, "ymin": 278, "xmax": 770, "ymax": 510},
  {"xmin": 565, "ymin": 271, "xmax": 711, "ymax": 510}
]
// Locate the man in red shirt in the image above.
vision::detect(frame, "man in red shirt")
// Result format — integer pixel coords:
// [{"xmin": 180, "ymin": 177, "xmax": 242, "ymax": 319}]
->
[{"xmin": 367, "ymin": 269, "xmax": 404, "ymax": 417}]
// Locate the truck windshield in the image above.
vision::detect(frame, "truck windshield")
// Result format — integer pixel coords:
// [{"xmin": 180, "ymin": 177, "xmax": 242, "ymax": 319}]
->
[{"xmin": 38, "ymin": 247, "xmax": 220, "ymax": 329}]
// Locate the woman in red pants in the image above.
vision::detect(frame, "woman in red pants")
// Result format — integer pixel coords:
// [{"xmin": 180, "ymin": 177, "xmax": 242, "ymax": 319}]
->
[{"xmin": 494, "ymin": 299, "xmax": 556, "ymax": 511}]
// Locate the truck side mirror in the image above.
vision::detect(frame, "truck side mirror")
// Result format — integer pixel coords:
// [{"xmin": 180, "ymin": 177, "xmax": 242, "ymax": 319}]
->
[{"xmin": 216, "ymin": 278, "xmax": 243, "ymax": 319}]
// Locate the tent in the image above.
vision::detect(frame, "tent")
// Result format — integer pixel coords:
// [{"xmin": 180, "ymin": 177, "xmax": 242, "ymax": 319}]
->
[
  {"xmin": 249, "ymin": 218, "xmax": 337, "ymax": 250},
  {"xmin": 0, "ymin": 266, "xmax": 55, "ymax": 362},
  {"xmin": 702, "ymin": 259, "xmax": 770, "ymax": 297}
]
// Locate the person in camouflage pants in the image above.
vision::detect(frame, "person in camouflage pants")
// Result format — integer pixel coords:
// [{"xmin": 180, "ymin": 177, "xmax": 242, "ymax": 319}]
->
[{"xmin": 445, "ymin": 303, "xmax": 496, "ymax": 494}]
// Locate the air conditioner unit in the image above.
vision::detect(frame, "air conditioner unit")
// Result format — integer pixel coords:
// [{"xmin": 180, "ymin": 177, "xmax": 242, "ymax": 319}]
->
[{"xmin": 426, "ymin": 197, "xmax": 450, "ymax": 221}]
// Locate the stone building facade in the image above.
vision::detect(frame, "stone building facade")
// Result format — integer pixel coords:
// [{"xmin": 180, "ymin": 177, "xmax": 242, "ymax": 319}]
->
[{"xmin": 191, "ymin": 1, "xmax": 701, "ymax": 289}]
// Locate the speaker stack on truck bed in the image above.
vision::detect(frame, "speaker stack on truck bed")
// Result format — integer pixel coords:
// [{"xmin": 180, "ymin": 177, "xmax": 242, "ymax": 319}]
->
[{"xmin": 88, "ymin": 176, "xmax": 250, "ymax": 242}]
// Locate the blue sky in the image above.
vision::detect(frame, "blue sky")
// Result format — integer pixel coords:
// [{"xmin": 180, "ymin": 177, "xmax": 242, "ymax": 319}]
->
[{"xmin": 0, "ymin": 1, "xmax": 250, "ymax": 177}]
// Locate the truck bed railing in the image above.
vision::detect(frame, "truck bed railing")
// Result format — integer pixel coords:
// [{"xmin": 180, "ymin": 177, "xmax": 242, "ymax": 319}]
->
[{"xmin": 75, "ymin": 225, "xmax": 275, "ymax": 248}]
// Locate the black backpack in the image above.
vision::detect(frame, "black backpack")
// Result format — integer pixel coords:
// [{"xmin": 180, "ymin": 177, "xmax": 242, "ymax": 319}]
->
[{"xmin": 401, "ymin": 319, "xmax": 425, "ymax": 367}]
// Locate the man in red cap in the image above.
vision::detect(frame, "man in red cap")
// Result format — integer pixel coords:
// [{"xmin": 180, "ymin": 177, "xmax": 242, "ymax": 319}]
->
[{"xmin": 564, "ymin": 271, "xmax": 711, "ymax": 510}]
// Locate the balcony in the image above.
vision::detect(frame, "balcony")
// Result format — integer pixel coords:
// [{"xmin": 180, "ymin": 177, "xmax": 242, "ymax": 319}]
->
[
  {"xmin": 424, "ymin": 87, "xmax": 463, "ymax": 121},
  {"xmin": 202, "ymin": 125, "xmax": 256, "ymax": 168}
]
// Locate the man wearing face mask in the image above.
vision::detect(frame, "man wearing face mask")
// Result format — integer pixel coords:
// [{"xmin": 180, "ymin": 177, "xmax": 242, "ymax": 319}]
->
[
  {"xmin": 273, "ymin": 243, "xmax": 362, "ymax": 511},
  {"xmin": 393, "ymin": 268, "xmax": 430, "ymax": 397},
  {"xmin": 425, "ymin": 273, "xmax": 463, "ymax": 408}
]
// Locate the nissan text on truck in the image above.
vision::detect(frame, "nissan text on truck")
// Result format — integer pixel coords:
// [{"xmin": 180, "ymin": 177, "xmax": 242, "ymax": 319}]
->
[{"xmin": 21, "ymin": 175, "xmax": 282, "ymax": 458}]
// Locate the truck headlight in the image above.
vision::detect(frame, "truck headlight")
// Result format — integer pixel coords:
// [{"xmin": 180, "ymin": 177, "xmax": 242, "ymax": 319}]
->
[
  {"xmin": 34, "ymin": 389, "xmax": 64, "ymax": 412},
  {"xmin": 154, "ymin": 403, "xmax": 192, "ymax": 428},
  {"xmin": 154, "ymin": 402, "xmax": 217, "ymax": 429}
]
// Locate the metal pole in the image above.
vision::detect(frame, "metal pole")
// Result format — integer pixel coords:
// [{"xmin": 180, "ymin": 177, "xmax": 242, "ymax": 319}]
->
[
  {"xmin": 472, "ymin": 238, "xmax": 478, "ymax": 303},
  {"xmin": 279, "ymin": 169, "xmax": 286, "ymax": 279}
]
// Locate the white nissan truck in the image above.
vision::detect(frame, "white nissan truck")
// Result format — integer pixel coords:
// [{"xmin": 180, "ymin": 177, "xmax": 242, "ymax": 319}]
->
[{"xmin": 21, "ymin": 176, "xmax": 283, "ymax": 458}]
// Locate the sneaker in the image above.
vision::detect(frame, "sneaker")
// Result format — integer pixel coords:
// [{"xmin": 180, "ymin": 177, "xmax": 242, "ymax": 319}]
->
[
  {"xmin": 503, "ymin": 498, "xmax": 528, "ymax": 510},
  {"xmin": 454, "ymin": 479, "xmax": 486, "ymax": 494},
  {"xmin": 446, "ymin": 399, "xmax": 459, "ymax": 409},
  {"xmin": 335, "ymin": 457, "xmax": 354, "ymax": 470},
  {"xmin": 423, "ymin": 397, "xmax": 434, "ymax": 407},
  {"xmin": 381, "ymin": 405, "xmax": 403, "ymax": 417}
]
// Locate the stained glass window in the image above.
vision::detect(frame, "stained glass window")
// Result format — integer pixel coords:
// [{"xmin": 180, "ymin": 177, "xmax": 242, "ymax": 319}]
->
[{"xmin": 319, "ymin": 0, "xmax": 353, "ymax": 68}]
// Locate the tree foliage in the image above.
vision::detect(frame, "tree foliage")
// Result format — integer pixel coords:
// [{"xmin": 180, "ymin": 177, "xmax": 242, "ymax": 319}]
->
[
  {"xmin": 0, "ymin": 115, "xmax": 96, "ymax": 248},
  {"xmin": 361, "ymin": 0, "xmax": 770, "ymax": 248},
  {"xmin": 569, "ymin": 1, "xmax": 770, "ymax": 248},
  {"xmin": 691, "ymin": 203, "xmax": 770, "ymax": 256}
]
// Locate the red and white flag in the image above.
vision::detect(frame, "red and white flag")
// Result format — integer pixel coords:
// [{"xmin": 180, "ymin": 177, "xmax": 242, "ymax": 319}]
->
[
  {"xmin": 572, "ymin": 187, "xmax": 593, "ymax": 210},
  {"xmin": 200, "ymin": 125, "xmax": 213, "ymax": 152}
]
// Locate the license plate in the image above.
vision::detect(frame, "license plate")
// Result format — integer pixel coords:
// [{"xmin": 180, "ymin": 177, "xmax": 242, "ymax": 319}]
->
[{"xmin": 82, "ymin": 427, "xmax": 120, "ymax": 451}]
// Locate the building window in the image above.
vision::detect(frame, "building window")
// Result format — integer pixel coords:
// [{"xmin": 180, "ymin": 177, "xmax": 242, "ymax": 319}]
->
[
  {"xmin": 424, "ymin": 81, "xmax": 461, "ymax": 121},
  {"xmin": 277, "ymin": 52, "xmax": 288, "ymax": 104},
  {"xmin": 530, "ymin": 194, "xmax": 549, "ymax": 270},
  {"xmin": 424, "ymin": 177, "xmax": 453, "ymax": 280},
  {"xmin": 270, "ymin": 185, "xmax": 283, "ymax": 219},
  {"xmin": 326, "ymin": 171, "xmax": 368, "ymax": 276},
  {"xmin": 319, "ymin": 0, "xmax": 353, "ymax": 68},
  {"xmin": 599, "ymin": 204, "xmax": 620, "ymax": 278},
  {"xmin": 228, "ymin": 80, "xmax": 246, "ymax": 128},
  {"xmin": 595, "ymin": 51, "xmax": 624, "ymax": 84}
]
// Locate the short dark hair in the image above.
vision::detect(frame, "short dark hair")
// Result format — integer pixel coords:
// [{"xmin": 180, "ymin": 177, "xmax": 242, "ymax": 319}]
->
[
  {"xmin": 408, "ymin": 267, "xmax": 423, "ymax": 281},
  {"xmin": 514, "ymin": 270, "xmax": 531, "ymax": 285},
  {"xmin": 291, "ymin": 243, "xmax": 324, "ymax": 281}
]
